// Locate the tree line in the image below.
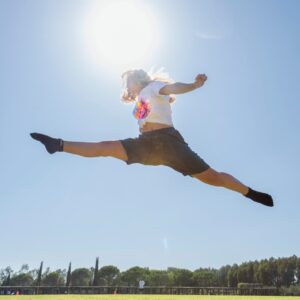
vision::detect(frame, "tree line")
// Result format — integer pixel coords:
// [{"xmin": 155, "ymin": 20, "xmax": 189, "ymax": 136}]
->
[{"xmin": 1, "ymin": 255, "xmax": 300, "ymax": 288}]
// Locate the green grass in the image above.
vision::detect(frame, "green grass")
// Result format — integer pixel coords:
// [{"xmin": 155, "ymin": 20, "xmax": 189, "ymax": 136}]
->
[{"xmin": 1, "ymin": 296, "xmax": 300, "ymax": 300}]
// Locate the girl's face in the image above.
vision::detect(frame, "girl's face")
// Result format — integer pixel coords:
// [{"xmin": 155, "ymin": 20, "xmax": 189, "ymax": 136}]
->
[{"xmin": 127, "ymin": 78, "xmax": 142, "ymax": 100}]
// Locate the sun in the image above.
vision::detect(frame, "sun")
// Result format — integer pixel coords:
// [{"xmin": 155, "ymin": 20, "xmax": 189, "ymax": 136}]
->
[{"xmin": 82, "ymin": 0, "xmax": 160, "ymax": 69}]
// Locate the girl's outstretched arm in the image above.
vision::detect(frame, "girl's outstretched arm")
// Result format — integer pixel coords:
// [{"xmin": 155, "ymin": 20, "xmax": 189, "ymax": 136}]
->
[{"xmin": 159, "ymin": 74, "xmax": 207, "ymax": 95}]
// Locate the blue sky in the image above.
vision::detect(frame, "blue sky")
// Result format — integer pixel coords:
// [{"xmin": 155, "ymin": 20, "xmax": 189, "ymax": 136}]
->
[{"xmin": 1, "ymin": 0, "xmax": 299, "ymax": 273}]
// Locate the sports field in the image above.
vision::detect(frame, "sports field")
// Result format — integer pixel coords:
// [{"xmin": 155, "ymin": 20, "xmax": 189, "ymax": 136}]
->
[{"xmin": 0, "ymin": 296, "xmax": 299, "ymax": 300}]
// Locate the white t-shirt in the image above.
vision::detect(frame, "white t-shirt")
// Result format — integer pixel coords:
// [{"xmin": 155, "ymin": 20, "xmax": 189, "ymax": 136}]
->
[
  {"xmin": 133, "ymin": 81, "xmax": 174, "ymax": 129},
  {"xmin": 139, "ymin": 280, "xmax": 145, "ymax": 288}
]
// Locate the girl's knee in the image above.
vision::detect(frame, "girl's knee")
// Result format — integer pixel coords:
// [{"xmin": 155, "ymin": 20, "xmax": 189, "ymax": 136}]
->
[
  {"xmin": 193, "ymin": 168, "xmax": 224, "ymax": 186},
  {"xmin": 96, "ymin": 141, "xmax": 116, "ymax": 156},
  {"xmin": 98, "ymin": 140, "xmax": 127, "ymax": 161},
  {"xmin": 98, "ymin": 141, "xmax": 114, "ymax": 146}
]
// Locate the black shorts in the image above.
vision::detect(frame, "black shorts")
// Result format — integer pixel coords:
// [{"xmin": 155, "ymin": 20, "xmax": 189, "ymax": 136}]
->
[{"xmin": 120, "ymin": 127, "xmax": 210, "ymax": 176}]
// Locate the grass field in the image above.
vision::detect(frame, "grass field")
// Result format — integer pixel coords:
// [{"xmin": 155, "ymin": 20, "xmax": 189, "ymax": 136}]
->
[{"xmin": 0, "ymin": 296, "xmax": 299, "ymax": 300}]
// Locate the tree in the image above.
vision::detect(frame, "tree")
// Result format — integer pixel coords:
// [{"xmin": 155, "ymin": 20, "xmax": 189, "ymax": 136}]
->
[
  {"xmin": 268, "ymin": 257, "xmax": 278, "ymax": 286},
  {"xmin": 97, "ymin": 265, "xmax": 120, "ymax": 285},
  {"xmin": 71, "ymin": 268, "xmax": 92, "ymax": 286},
  {"xmin": 3, "ymin": 273, "xmax": 11, "ymax": 286},
  {"xmin": 287, "ymin": 256, "xmax": 297, "ymax": 286},
  {"xmin": 18, "ymin": 264, "xmax": 29, "ymax": 274},
  {"xmin": 10, "ymin": 273, "xmax": 34, "ymax": 286},
  {"xmin": 296, "ymin": 257, "xmax": 300, "ymax": 284},
  {"xmin": 92, "ymin": 257, "xmax": 99, "ymax": 286},
  {"xmin": 36, "ymin": 261, "xmax": 43, "ymax": 287},
  {"xmin": 42, "ymin": 271, "xmax": 65, "ymax": 286},
  {"xmin": 193, "ymin": 268, "xmax": 218, "ymax": 287},
  {"xmin": 147, "ymin": 270, "xmax": 170, "ymax": 286},
  {"xmin": 277, "ymin": 256, "xmax": 297, "ymax": 287},
  {"xmin": 120, "ymin": 267, "xmax": 149, "ymax": 287},
  {"xmin": 218, "ymin": 265, "xmax": 231, "ymax": 287},
  {"xmin": 257, "ymin": 260, "xmax": 273, "ymax": 286},
  {"xmin": 0, "ymin": 267, "xmax": 13, "ymax": 286},
  {"xmin": 172, "ymin": 268, "xmax": 194, "ymax": 287},
  {"xmin": 252, "ymin": 260, "xmax": 260, "ymax": 283},
  {"xmin": 247, "ymin": 262, "xmax": 255, "ymax": 283},
  {"xmin": 1, "ymin": 255, "xmax": 300, "ymax": 289},
  {"xmin": 237, "ymin": 263, "xmax": 250, "ymax": 283},
  {"xmin": 66, "ymin": 263, "xmax": 71, "ymax": 287},
  {"xmin": 5, "ymin": 273, "xmax": 11, "ymax": 286},
  {"xmin": 228, "ymin": 264, "xmax": 238, "ymax": 287}
]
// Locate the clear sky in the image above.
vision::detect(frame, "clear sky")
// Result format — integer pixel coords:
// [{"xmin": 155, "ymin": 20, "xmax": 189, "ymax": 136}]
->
[{"xmin": 1, "ymin": 0, "xmax": 299, "ymax": 273}]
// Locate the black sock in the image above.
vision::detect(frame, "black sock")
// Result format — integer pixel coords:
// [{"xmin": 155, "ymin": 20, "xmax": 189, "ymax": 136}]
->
[
  {"xmin": 30, "ymin": 132, "xmax": 64, "ymax": 154},
  {"xmin": 244, "ymin": 187, "xmax": 274, "ymax": 207}
]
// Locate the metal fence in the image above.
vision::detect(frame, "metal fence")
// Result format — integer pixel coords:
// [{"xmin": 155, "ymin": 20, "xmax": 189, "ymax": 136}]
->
[{"xmin": 0, "ymin": 286, "xmax": 280, "ymax": 296}]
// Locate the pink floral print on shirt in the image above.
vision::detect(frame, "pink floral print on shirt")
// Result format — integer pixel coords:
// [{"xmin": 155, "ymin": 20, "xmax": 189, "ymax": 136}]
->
[{"xmin": 133, "ymin": 97, "xmax": 151, "ymax": 120}]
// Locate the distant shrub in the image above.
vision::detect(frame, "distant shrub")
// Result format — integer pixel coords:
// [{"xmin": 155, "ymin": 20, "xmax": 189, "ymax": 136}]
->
[
  {"xmin": 238, "ymin": 282, "xmax": 263, "ymax": 289},
  {"xmin": 282, "ymin": 284, "xmax": 300, "ymax": 296}
]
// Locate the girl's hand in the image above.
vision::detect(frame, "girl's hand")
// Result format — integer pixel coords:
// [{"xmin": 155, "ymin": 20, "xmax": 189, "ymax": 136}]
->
[{"xmin": 193, "ymin": 74, "xmax": 207, "ymax": 88}]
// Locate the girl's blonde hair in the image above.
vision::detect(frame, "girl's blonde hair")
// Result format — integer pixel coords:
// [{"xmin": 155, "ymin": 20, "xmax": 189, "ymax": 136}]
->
[{"xmin": 120, "ymin": 67, "xmax": 176, "ymax": 103}]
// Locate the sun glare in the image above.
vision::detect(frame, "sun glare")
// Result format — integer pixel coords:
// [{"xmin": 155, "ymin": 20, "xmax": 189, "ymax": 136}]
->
[{"xmin": 82, "ymin": 0, "xmax": 160, "ymax": 70}]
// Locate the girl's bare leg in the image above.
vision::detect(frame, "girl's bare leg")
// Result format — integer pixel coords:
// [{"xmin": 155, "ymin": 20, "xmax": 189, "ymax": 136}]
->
[
  {"xmin": 63, "ymin": 140, "xmax": 128, "ymax": 161},
  {"xmin": 30, "ymin": 132, "xmax": 128, "ymax": 161},
  {"xmin": 192, "ymin": 167, "xmax": 249, "ymax": 195},
  {"xmin": 192, "ymin": 167, "xmax": 273, "ymax": 206}
]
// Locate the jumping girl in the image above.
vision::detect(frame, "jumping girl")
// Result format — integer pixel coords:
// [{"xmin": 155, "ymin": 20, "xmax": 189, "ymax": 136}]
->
[{"xmin": 30, "ymin": 69, "xmax": 274, "ymax": 207}]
